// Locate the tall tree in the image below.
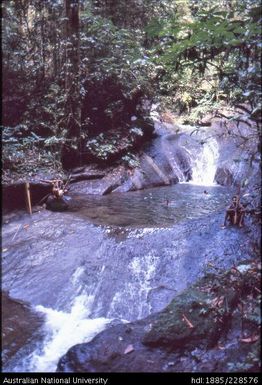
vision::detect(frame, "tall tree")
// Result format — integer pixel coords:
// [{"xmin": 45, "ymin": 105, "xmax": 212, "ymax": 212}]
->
[{"xmin": 64, "ymin": 0, "xmax": 81, "ymax": 139}]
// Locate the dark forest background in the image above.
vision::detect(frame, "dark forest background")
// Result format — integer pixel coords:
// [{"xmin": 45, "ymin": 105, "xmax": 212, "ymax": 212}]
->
[{"xmin": 2, "ymin": 0, "xmax": 261, "ymax": 180}]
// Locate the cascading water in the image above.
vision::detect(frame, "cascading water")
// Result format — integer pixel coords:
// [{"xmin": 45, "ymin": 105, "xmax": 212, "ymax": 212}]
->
[
  {"xmin": 156, "ymin": 131, "xmax": 219, "ymax": 185},
  {"xmin": 12, "ymin": 294, "xmax": 111, "ymax": 373},
  {"xmin": 190, "ymin": 138, "xmax": 219, "ymax": 185},
  {"xmin": 107, "ymin": 252, "xmax": 159, "ymax": 319},
  {"xmin": 3, "ymin": 178, "xmax": 238, "ymax": 374}
]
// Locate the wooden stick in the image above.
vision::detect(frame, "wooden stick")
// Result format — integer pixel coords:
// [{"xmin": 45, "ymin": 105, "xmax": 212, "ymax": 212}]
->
[
  {"xmin": 182, "ymin": 313, "xmax": 194, "ymax": 329},
  {"xmin": 38, "ymin": 192, "xmax": 50, "ymax": 205},
  {"xmin": 63, "ymin": 173, "xmax": 72, "ymax": 190},
  {"xmin": 25, "ymin": 182, "xmax": 32, "ymax": 215},
  {"xmin": 12, "ymin": 224, "xmax": 22, "ymax": 241},
  {"xmin": 40, "ymin": 179, "xmax": 53, "ymax": 184}
]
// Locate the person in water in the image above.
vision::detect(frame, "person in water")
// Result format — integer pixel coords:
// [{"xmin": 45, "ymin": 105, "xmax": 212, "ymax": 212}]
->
[{"xmin": 222, "ymin": 195, "xmax": 245, "ymax": 228}]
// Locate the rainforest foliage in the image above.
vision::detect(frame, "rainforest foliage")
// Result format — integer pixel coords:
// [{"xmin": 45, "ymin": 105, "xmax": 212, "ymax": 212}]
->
[{"xmin": 2, "ymin": 0, "xmax": 261, "ymax": 178}]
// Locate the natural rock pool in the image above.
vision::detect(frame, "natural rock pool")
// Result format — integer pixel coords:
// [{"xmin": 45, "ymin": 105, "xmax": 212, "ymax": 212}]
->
[
  {"xmin": 68, "ymin": 183, "xmax": 230, "ymax": 227},
  {"xmin": 2, "ymin": 182, "xmax": 254, "ymax": 372}
]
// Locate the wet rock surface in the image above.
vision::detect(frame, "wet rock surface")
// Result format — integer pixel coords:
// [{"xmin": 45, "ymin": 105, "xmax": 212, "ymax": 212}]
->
[
  {"xmin": 3, "ymin": 113, "xmax": 260, "ymax": 206},
  {"xmin": 2, "ymin": 112, "xmax": 260, "ymax": 373},
  {"xmin": 69, "ymin": 165, "xmax": 128, "ymax": 195},
  {"xmin": 66, "ymin": 112, "xmax": 260, "ymax": 195},
  {"xmin": 2, "ymin": 292, "xmax": 45, "ymax": 369},
  {"xmin": 45, "ymin": 196, "xmax": 69, "ymax": 212},
  {"xmin": 57, "ymin": 260, "xmax": 261, "ymax": 373},
  {"xmin": 2, "ymin": 185, "xmax": 253, "ymax": 310},
  {"xmin": 2, "ymin": 183, "xmax": 260, "ymax": 372}
]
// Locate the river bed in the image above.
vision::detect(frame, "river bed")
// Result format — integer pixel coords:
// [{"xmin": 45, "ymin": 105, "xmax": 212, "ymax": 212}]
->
[{"xmin": 3, "ymin": 182, "xmax": 252, "ymax": 372}]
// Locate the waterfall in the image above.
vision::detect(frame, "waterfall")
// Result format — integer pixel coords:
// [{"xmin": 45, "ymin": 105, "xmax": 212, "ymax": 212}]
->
[
  {"xmin": 3, "ymin": 181, "xmax": 243, "ymax": 373},
  {"xmin": 190, "ymin": 138, "xmax": 219, "ymax": 186},
  {"xmin": 27, "ymin": 294, "xmax": 111, "ymax": 372}
]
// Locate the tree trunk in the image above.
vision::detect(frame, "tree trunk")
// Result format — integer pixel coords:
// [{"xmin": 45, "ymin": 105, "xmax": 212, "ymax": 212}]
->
[
  {"xmin": 64, "ymin": 0, "xmax": 81, "ymax": 138},
  {"xmin": 40, "ymin": 5, "xmax": 46, "ymax": 80}
]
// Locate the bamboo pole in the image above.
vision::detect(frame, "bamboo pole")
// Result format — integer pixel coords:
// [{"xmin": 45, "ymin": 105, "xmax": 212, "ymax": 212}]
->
[{"xmin": 25, "ymin": 182, "xmax": 32, "ymax": 215}]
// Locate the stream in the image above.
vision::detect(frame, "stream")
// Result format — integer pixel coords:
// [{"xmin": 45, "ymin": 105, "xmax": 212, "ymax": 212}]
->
[
  {"xmin": 3, "ymin": 181, "xmax": 252, "ymax": 373},
  {"xmin": 2, "ymin": 137, "xmax": 255, "ymax": 373}
]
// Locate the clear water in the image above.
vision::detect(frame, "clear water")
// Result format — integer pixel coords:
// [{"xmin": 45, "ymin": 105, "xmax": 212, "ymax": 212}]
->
[
  {"xmin": 69, "ymin": 183, "xmax": 233, "ymax": 227},
  {"xmin": 2, "ymin": 182, "xmax": 235, "ymax": 373}
]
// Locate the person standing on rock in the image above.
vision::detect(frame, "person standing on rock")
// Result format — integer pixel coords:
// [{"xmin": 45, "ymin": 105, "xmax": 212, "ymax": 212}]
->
[{"xmin": 222, "ymin": 195, "xmax": 245, "ymax": 228}]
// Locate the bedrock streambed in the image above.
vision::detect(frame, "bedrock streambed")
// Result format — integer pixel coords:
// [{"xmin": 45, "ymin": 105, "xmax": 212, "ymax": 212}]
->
[{"xmin": 2, "ymin": 183, "xmax": 253, "ymax": 372}]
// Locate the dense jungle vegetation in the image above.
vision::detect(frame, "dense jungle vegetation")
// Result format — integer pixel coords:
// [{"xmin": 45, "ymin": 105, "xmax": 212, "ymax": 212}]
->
[{"xmin": 2, "ymin": 0, "xmax": 261, "ymax": 181}]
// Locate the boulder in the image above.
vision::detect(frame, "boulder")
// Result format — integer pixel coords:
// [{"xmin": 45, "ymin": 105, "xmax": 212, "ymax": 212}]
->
[
  {"xmin": 142, "ymin": 285, "xmax": 238, "ymax": 350},
  {"xmin": 215, "ymin": 167, "xmax": 233, "ymax": 186},
  {"xmin": 45, "ymin": 196, "xmax": 69, "ymax": 211},
  {"xmin": 56, "ymin": 261, "xmax": 260, "ymax": 373},
  {"xmin": 2, "ymin": 292, "xmax": 44, "ymax": 368},
  {"xmin": 69, "ymin": 166, "xmax": 128, "ymax": 195}
]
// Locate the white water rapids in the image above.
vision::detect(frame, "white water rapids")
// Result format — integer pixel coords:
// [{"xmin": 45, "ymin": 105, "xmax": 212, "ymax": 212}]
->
[
  {"xmin": 26, "ymin": 252, "xmax": 160, "ymax": 372},
  {"xmin": 3, "ymin": 137, "xmax": 224, "ymax": 373},
  {"xmin": 28, "ymin": 295, "xmax": 111, "ymax": 372}
]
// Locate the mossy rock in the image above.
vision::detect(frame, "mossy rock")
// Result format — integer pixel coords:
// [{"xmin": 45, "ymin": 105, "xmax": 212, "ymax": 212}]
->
[{"xmin": 142, "ymin": 282, "xmax": 239, "ymax": 351}]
